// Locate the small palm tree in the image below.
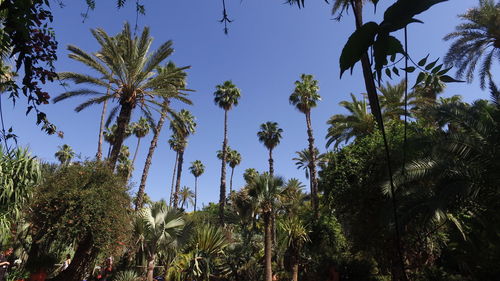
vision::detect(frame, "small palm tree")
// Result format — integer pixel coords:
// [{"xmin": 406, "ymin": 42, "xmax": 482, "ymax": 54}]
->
[
  {"xmin": 444, "ymin": 0, "xmax": 500, "ymax": 88},
  {"xmin": 289, "ymin": 74, "xmax": 321, "ymax": 218},
  {"xmin": 54, "ymin": 144, "xmax": 75, "ymax": 165},
  {"xmin": 257, "ymin": 121, "xmax": 283, "ymax": 177},
  {"xmin": 280, "ymin": 217, "xmax": 310, "ymax": 281},
  {"xmin": 292, "ymin": 148, "xmax": 325, "ymax": 187},
  {"xmin": 171, "ymin": 110, "xmax": 197, "ymax": 209},
  {"xmin": 326, "ymin": 93, "xmax": 375, "ymax": 148},
  {"xmin": 227, "ymin": 148, "xmax": 242, "ymax": 194},
  {"xmin": 214, "ymin": 80, "xmax": 241, "ymax": 224},
  {"xmin": 243, "ymin": 168, "xmax": 259, "ymax": 184},
  {"xmin": 247, "ymin": 174, "xmax": 284, "ymax": 281},
  {"xmin": 130, "ymin": 117, "xmax": 151, "ymax": 172},
  {"xmin": 179, "ymin": 186, "xmax": 195, "ymax": 211},
  {"xmin": 189, "ymin": 160, "xmax": 205, "ymax": 212}
]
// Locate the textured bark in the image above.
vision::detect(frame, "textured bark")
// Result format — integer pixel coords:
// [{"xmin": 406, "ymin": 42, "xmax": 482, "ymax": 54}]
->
[
  {"xmin": 305, "ymin": 112, "xmax": 319, "ymax": 219},
  {"xmin": 127, "ymin": 136, "xmax": 141, "ymax": 181},
  {"xmin": 96, "ymin": 98, "xmax": 108, "ymax": 161},
  {"xmin": 146, "ymin": 255, "xmax": 156, "ymax": 281},
  {"xmin": 269, "ymin": 148, "xmax": 277, "ymax": 247},
  {"xmin": 292, "ymin": 258, "xmax": 299, "ymax": 281},
  {"xmin": 173, "ymin": 148, "xmax": 185, "ymax": 209},
  {"xmin": 194, "ymin": 176, "xmax": 198, "ymax": 211},
  {"xmin": 135, "ymin": 101, "xmax": 169, "ymax": 210},
  {"xmin": 229, "ymin": 166, "xmax": 234, "ymax": 193},
  {"xmin": 169, "ymin": 152, "xmax": 178, "ymax": 206},
  {"xmin": 51, "ymin": 234, "xmax": 97, "ymax": 281},
  {"xmin": 264, "ymin": 213, "xmax": 273, "ymax": 281},
  {"xmin": 268, "ymin": 148, "xmax": 274, "ymax": 178},
  {"xmin": 219, "ymin": 110, "xmax": 228, "ymax": 225},
  {"xmin": 109, "ymin": 102, "xmax": 133, "ymax": 170}
]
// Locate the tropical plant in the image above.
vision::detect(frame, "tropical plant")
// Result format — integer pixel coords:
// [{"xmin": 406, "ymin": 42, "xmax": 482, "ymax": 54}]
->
[
  {"xmin": 103, "ymin": 124, "xmax": 133, "ymax": 158},
  {"xmin": 54, "ymin": 144, "xmax": 75, "ymax": 165},
  {"xmin": 292, "ymin": 148, "xmax": 325, "ymax": 182},
  {"xmin": 257, "ymin": 121, "xmax": 283, "ymax": 177},
  {"xmin": 168, "ymin": 135, "xmax": 182, "ymax": 206},
  {"xmin": 326, "ymin": 93, "xmax": 375, "ymax": 148},
  {"xmin": 280, "ymin": 217, "xmax": 310, "ymax": 281},
  {"xmin": 113, "ymin": 270, "xmax": 141, "ymax": 281},
  {"xmin": 247, "ymin": 174, "xmax": 284, "ymax": 281},
  {"xmin": 444, "ymin": 0, "xmax": 500, "ymax": 88},
  {"xmin": 189, "ymin": 160, "xmax": 205, "ymax": 212},
  {"xmin": 227, "ymin": 148, "xmax": 242, "ymax": 193},
  {"xmin": 289, "ymin": 73, "xmax": 321, "ymax": 218},
  {"xmin": 179, "ymin": 186, "xmax": 195, "ymax": 210},
  {"xmin": 130, "ymin": 117, "xmax": 151, "ymax": 173},
  {"xmin": 56, "ymin": 22, "xmax": 181, "ymax": 169},
  {"xmin": 171, "ymin": 109, "xmax": 197, "ymax": 208},
  {"xmin": 214, "ymin": 80, "xmax": 241, "ymax": 224},
  {"xmin": 243, "ymin": 168, "xmax": 259, "ymax": 184}
]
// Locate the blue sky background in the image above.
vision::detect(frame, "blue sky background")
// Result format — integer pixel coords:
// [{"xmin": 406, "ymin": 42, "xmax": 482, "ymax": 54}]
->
[{"xmin": 4, "ymin": 0, "xmax": 489, "ymax": 210}]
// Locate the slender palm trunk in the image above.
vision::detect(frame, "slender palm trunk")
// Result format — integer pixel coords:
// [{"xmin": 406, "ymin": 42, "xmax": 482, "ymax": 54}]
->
[
  {"xmin": 219, "ymin": 110, "xmax": 229, "ymax": 225},
  {"xmin": 173, "ymin": 148, "xmax": 185, "ymax": 209},
  {"xmin": 135, "ymin": 101, "xmax": 169, "ymax": 210},
  {"xmin": 169, "ymin": 152, "xmax": 178, "ymax": 206},
  {"xmin": 107, "ymin": 143, "xmax": 112, "ymax": 159},
  {"xmin": 264, "ymin": 213, "xmax": 273, "ymax": 281},
  {"xmin": 268, "ymin": 148, "xmax": 274, "ymax": 178},
  {"xmin": 109, "ymin": 101, "xmax": 133, "ymax": 169},
  {"xmin": 146, "ymin": 254, "xmax": 156, "ymax": 281},
  {"xmin": 269, "ymin": 148, "xmax": 277, "ymax": 248},
  {"xmin": 230, "ymin": 166, "xmax": 235, "ymax": 193},
  {"xmin": 194, "ymin": 176, "xmax": 198, "ymax": 211},
  {"xmin": 305, "ymin": 112, "xmax": 318, "ymax": 219},
  {"xmin": 127, "ymin": 137, "xmax": 141, "ymax": 180},
  {"xmin": 96, "ymin": 98, "xmax": 108, "ymax": 161},
  {"xmin": 291, "ymin": 254, "xmax": 299, "ymax": 281}
]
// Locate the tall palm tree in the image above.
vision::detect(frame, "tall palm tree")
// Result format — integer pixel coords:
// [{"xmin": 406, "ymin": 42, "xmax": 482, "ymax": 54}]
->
[
  {"xmin": 257, "ymin": 121, "xmax": 283, "ymax": 177},
  {"xmin": 171, "ymin": 109, "xmax": 197, "ymax": 209},
  {"xmin": 289, "ymin": 73, "xmax": 321, "ymax": 218},
  {"xmin": 247, "ymin": 174, "xmax": 284, "ymax": 281},
  {"xmin": 227, "ymin": 148, "xmax": 242, "ymax": 194},
  {"xmin": 136, "ymin": 200, "xmax": 186, "ymax": 281},
  {"xmin": 131, "ymin": 117, "xmax": 151, "ymax": 171},
  {"xmin": 54, "ymin": 144, "xmax": 75, "ymax": 165},
  {"xmin": 135, "ymin": 63, "xmax": 192, "ymax": 210},
  {"xmin": 326, "ymin": 93, "xmax": 375, "ymax": 148},
  {"xmin": 56, "ymin": 22, "xmax": 179, "ymax": 169},
  {"xmin": 444, "ymin": 0, "xmax": 500, "ymax": 88},
  {"xmin": 168, "ymin": 135, "xmax": 182, "ymax": 206},
  {"xmin": 214, "ymin": 80, "xmax": 241, "ymax": 224},
  {"xmin": 179, "ymin": 186, "xmax": 195, "ymax": 211},
  {"xmin": 189, "ymin": 160, "xmax": 205, "ymax": 212}
]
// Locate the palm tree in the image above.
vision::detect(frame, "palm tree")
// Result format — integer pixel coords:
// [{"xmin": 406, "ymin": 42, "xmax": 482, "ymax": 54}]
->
[
  {"xmin": 247, "ymin": 174, "xmax": 284, "ymax": 281},
  {"xmin": 103, "ymin": 124, "xmax": 133, "ymax": 159},
  {"xmin": 326, "ymin": 93, "xmax": 375, "ymax": 148},
  {"xmin": 243, "ymin": 168, "xmax": 259, "ymax": 184},
  {"xmin": 289, "ymin": 74, "xmax": 321, "ymax": 218},
  {"xmin": 131, "ymin": 117, "xmax": 151, "ymax": 172},
  {"xmin": 257, "ymin": 121, "xmax": 283, "ymax": 177},
  {"xmin": 189, "ymin": 160, "xmax": 205, "ymax": 212},
  {"xmin": 227, "ymin": 148, "xmax": 242, "ymax": 193},
  {"xmin": 117, "ymin": 145, "xmax": 132, "ymax": 178},
  {"xmin": 56, "ymin": 22, "xmax": 179, "ymax": 169},
  {"xmin": 171, "ymin": 109, "xmax": 197, "ymax": 209},
  {"xmin": 54, "ymin": 144, "xmax": 75, "ymax": 165},
  {"xmin": 179, "ymin": 186, "xmax": 195, "ymax": 211},
  {"xmin": 135, "ymin": 63, "xmax": 192, "ymax": 210},
  {"xmin": 280, "ymin": 217, "xmax": 310, "ymax": 281},
  {"xmin": 444, "ymin": 0, "xmax": 500, "ymax": 88},
  {"xmin": 168, "ymin": 135, "xmax": 182, "ymax": 206},
  {"xmin": 137, "ymin": 200, "xmax": 186, "ymax": 281},
  {"xmin": 214, "ymin": 80, "xmax": 241, "ymax": 224},
  {"xmin": 281, "ymin": 178, "xmax": 307, "ymax": 218}
]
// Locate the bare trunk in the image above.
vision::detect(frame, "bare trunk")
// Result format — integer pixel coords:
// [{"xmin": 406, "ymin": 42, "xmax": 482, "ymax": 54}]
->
[
  {"xmin": 169, "ymin": 152, "xmax": 178, "ymax": 206},
  {"xmin": 51, "ymin": 234, "xmax": 97, "ymax": 281},
  {"xmin": 219, "ymin": 110, "xmax": 228, "ymax": 225},
  {"xmin": 194, "ymin": 176, "xmax": 198, "ymax": 211},
  {"xmin": 173, "ymin": 148, "xmax": 185, "ymax": 209},
  {"xmin": 264, "ymin": 213, "xmax": 273, "ymax": 281},
  {"xmin": 268, "ymin": 148, "xmax": 274, "ymax": 178},
  {"xmin": 269, "ymin": 148, "xmax": 277, "ymax": 247},
  {"xmin": 135, "ymin": 101, "xmax": 169, "ymax": 210},
  {"xmin": 146, "ymin": 255, "xmax": 155, "ymax": 281},
  {"xmin": 127, "ymin": 137, "xmax": 141, "ymax": 181},
  {"xmin": 109, "ymin": 102, "xmax": 134, "ymax": 170},
  {"xmin": 230, "ymin": 166, "xmax": 234, "ymax": 193},
  {"xmin": 292, "ymin": 258, "xmax": 299, "ymax": 281},
  {"xmin": 96, "ymin": 98, "xmax": 108, "ymax": 161},
  {"xmin": 305, "ymin": 112, "xmax": 318, "ymax": 219}
]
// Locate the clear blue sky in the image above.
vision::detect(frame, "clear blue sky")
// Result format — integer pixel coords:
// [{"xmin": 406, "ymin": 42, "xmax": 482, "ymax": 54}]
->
[{"xmin": 4, "ymin": 0, "xmax": 489, "ymax": 210}]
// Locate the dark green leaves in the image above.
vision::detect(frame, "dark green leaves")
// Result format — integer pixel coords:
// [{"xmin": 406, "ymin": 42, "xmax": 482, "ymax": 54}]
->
[
  {"xmin": 382, "ymin": 0, "xmax": 448, "ymax": 32},
  {"xmin": 373, "ymin": 35, "xmax": 404, "ymax": 80},
  {"xmin": 340, "ymin": 22, "xmax": 379, "ymax": 78},
  {"xmin": 439, "ymin": 75, "xmax": 464, "ymax": 83}
]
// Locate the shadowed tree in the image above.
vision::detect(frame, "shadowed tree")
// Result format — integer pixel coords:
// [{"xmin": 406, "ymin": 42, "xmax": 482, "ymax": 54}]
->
[
  {"xmin": 257, "ymin": 121, "xmax": 283, "ymax": 177},
  {"xmin": 243, "ymin": 168, "xmax": 259, "ymax": 184},
  {"xmin": 189, "ymin": 160, "xmax": 205, "ymax": 212},
  {"xmin": 54, "ymin": 144, "xmax": 75, "ymax": 166},
  {"xmin": 214, "ymin": 80, "xmax": 241, "ymax": 224},
  {"xmin": 289, "ymin": 74, "xmax": 321, "ymax": 218},
  {"xmin": 326, "ymin": 93, "xmax": 375, "ymax": 148},
  {"xmin": 227, "ymin": 148, "xmax": 242, "ymax": 194},
  {"xmin": 444, "ymin": 0, "xmax": 500, "ymax": 88},
  {"xmin": 280, "ymin": 217, "xmax": 310, "ymax": 281},
  {"xmin": 171, "ymin": 109, "xmax": 197, "ymax": 209}
]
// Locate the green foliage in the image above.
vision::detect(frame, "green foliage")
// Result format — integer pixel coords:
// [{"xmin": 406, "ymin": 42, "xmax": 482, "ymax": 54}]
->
[{"xmin": 113, "ymin": 270, "xmax": 141, "ymax": 281}]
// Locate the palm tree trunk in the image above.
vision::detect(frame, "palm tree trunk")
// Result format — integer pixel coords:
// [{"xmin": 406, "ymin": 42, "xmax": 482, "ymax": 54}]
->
[
  {"xmin": 230, "ymin": 166, "xmax": 234, "ymax": 193},
  {"xmin": 268, "ymin": 148, "xmax": 277, "ymax": 248},
  {"xmin": 305, "ymin": 112, "xmax": 319, "ymax": 219},
  {"xmin": 264, "ymin": 213, "xmax": 273, "ymax": 281},
  {"xmin": 194, "ymin": 176, "xmax": 198, "ymax": 211},
  {"xmin": 109, "ymin": 101, "xmax": 134, "ymax": 169},
  {"xmin": 135, "ymin": 101, "xmax": 169, "ymax": 211},
  {"xmin": 169, "ymin": 152, "xmax": 178, "ymax": 206},
  {"xmin": 127, "ymin": 137, "xmax": 141, "ymax": 180},
  {"xmin": 219, "ymin": 109, "xmax": 228, "ymax": 225},
  {"xmin": 292, "ymin": 254, "xmax": 299, "ymax": 281},
  {"xmin": 146, "ymin": 254, "xmax": 156, "ymax": 281},
  {"xmin": 268, "ymin": 148, "xmax": 274, "ymax": 178},
  {"xmin": 173, "ymin": 148, "xmax": 185, "ymax": 209},
  {"xmin": 96, "ymin": 98, "xmax": 108, "ymax": 161}
]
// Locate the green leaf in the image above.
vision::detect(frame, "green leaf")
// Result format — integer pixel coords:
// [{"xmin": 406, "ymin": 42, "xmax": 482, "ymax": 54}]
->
[
  {"xmin": 373, "ymin": 35, "xmax": 404, "ymax": 80},
  {"xmin": 390, "ymin": 54, "xmax": 396, "ymax": 62},
  {"xmin": 437, "ymin": 66, "xmax": 453, "ymax": 76},
  {"xmin": 386, "ymin": 68, "xmax": 392, "ymax": 79},
  {"xmin": 382, "ymin": 0, "xmax": 448, "ymax": 32},
  {"xmin": 425, "ymin": 58, "xmax": 439, "ymax": 71},
  {"xmin": 439, "ymin": 75, "xmax": 464, "ymax": 83},
  {"xmin": 418, "ymin": 54, "xmax": 429, "ymax": 67},
  {"xmin": 431, "ymin": 64, "xmax": 443, "ymax": 74},
  {"xmin": 392, "ymin": 67, "xmax": 400, "ymax": 76},
  {"xmin": 340, "ymin": 22, "xmax": 380, "ymax": 78},
  {"xmin": 401, "ymin": 66, "xmax": 416, "ymax": 73},
  {"xmin": 413, "ymin": 72, "xmax": 426, "ymax": 88}
]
